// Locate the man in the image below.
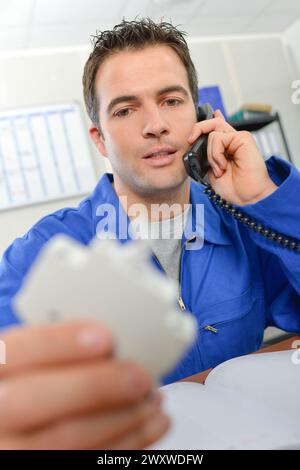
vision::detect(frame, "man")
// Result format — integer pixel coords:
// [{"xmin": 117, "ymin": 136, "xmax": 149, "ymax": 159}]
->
[{"xmin": 0, "ymin": 18, "xmax": 300, "ymax": 447}]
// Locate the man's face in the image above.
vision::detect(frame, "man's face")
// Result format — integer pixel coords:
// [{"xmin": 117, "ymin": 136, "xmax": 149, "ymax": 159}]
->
[{"xmin": 91, "ymin": 45, "xmax": 197, "ymax": 196}]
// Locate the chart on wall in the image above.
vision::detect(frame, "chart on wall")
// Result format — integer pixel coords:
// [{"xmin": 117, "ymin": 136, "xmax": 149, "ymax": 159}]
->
[{"xmin": 0, "ymin": 102, "xmax": 97, "ymax": 211}]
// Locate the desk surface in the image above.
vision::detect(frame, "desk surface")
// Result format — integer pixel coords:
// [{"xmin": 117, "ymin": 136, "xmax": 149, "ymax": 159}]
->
[{"xmin": 181, "ymin": 335, "xmax": 300, "ymax": 385}]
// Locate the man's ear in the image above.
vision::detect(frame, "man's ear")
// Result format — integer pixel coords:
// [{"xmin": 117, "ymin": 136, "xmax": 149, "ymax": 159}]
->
[{"xmin": 89, "ymin": 126, "xmax": 107, "ymax": 157}]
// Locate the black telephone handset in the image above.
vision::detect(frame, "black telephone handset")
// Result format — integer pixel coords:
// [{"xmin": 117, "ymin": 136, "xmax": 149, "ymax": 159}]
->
[{"xmin": 183, "ymin": 103, "xmax": 214, "ymax": 185}]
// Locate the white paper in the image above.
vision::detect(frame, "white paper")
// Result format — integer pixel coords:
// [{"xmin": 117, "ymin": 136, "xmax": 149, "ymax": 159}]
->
[{"xmin": 152, "ymin": 351, "xmax": 300, "ymax": 450}]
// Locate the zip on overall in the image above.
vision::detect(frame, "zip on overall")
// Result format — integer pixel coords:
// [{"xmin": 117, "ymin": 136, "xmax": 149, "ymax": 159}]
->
[
  {"xmin": 153, "ymin": 242, "xmax": 218, "ymax": 334},
  {"xmin": 152, "ymin": 243, "xmax": 187, "ymax": 312}
]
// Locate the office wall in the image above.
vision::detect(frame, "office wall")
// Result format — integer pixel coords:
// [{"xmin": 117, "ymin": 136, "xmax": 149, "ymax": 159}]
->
[
  {"xmin": 284, "ymin": 16, "xmax": 300, "ymax": 77},
  {"xmin": 0, "ymin": 48, "xmax": 107, "ymax": 255},
  {"xmin": 284, "ymin": 17, "xmax": 300, "ymax": 163},
  {"xmin": 1, "ymin": 32, "xmax": 300, "ymax": 256}
]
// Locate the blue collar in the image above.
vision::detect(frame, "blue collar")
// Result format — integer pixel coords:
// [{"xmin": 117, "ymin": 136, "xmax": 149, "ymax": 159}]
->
[{"xmin": 90, "ymin": 173, "xmax": 232, "ymax": 246}]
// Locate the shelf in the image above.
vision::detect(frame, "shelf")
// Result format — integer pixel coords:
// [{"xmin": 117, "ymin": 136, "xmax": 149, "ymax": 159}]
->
[
  {"xmin": 228, "ymin": 112, "xmax": 292, "ymax": 163},
  {"xmin": 228, "ymin": 113, "xmax": 278, "ymax": 132}
]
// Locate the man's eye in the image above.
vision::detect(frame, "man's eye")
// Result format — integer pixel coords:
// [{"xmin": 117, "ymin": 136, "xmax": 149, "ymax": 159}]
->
[
  {"xmin": 165, "ymin": 99, "xmax": 181, "ymax": 107},
  {"xmin": 114, "ymin": 108, "xmax": 131, "ymax": 118}
]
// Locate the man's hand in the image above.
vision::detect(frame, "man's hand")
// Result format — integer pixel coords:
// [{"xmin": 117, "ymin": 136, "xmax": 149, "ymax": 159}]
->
[
  {"xmin": 0, "ymin": 322, "xmax": 169, "ymax": 449},
  {"xmin": 188, "ymin": 110, "xmax": 278, "ymax": 205}
]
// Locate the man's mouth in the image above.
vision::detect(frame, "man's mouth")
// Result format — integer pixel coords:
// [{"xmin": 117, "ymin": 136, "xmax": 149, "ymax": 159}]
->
[
  {"xmin": 142, "ymin": 146, "xmax": 177, "ymax": 167},
  {"xmin": 143, "ymin": 151, "xmax": 177, "ymax": 167},
  {"xmin": 145, "ymin": 151, "xmax": 175, "ymax": 158},
  {"xmin": 143, "ymin": 146, "xmax": 176, "ymax": 158}
]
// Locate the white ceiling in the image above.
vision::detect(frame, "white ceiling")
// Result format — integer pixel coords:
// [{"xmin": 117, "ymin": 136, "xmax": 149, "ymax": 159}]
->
[{"xmin": 0, "ymin": 0, "xmax": 300, "ymax": 51}]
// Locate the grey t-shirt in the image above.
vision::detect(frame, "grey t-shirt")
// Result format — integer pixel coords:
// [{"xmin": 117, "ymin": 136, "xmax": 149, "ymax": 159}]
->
[{"xmin": 130, "ymin": 206, "xmax": 190, "ymax": 290}]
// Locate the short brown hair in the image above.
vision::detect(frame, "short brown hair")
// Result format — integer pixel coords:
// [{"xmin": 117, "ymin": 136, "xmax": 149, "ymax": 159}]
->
[{"xmin": 82, "ymin": 18, "xmax": 198, "ymax": 129}]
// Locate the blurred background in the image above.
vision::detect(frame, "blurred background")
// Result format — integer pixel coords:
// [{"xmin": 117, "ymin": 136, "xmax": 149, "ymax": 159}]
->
[{"xmin": 1, "ymin": 0, "xmax": 300, "ymax": 342}]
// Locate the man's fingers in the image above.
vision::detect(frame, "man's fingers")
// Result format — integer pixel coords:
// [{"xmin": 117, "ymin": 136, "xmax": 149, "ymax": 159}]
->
[
  {"xmin": 211, "ymin": 134, "xmax": 228, "ymax": 174},
  {"xmin": 188, "ymin": 116, "xmax": 236, "ymax": 144},
  {"xmin": 0, "ymin": 359, "xmax": 153, "ymax": 432},
  {"xmin": 107, "ymin": 411, "xmax": 170, "ymax": 450},
  {"xmin": 10, "ymin": 393, "xmax": 165, "ymax": 450},
  {"xmin": 213, "ymin": 109, "xmax": 225, "ymax": 120},
  {"xmin": 208, "ymin": 133, "xmax": 228, "ymax": 177},
  {"xmin": 204, "ymin": 133, "xmax": 221, "ymax": 177},
  {"xmin": 0, "ymin": 321, "xmax": 114, "ymax": 378}
]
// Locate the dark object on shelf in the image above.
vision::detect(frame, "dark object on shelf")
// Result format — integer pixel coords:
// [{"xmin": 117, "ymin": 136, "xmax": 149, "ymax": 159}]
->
[{"xmin": 228, "ymin": 112, "xmax": 293, "ymax": 164}]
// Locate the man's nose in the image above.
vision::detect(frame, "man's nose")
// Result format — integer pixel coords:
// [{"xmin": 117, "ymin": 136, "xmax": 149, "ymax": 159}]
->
[{"xmin": 142, "ymin": 109, "xmax": 170, "ymax": 138}]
